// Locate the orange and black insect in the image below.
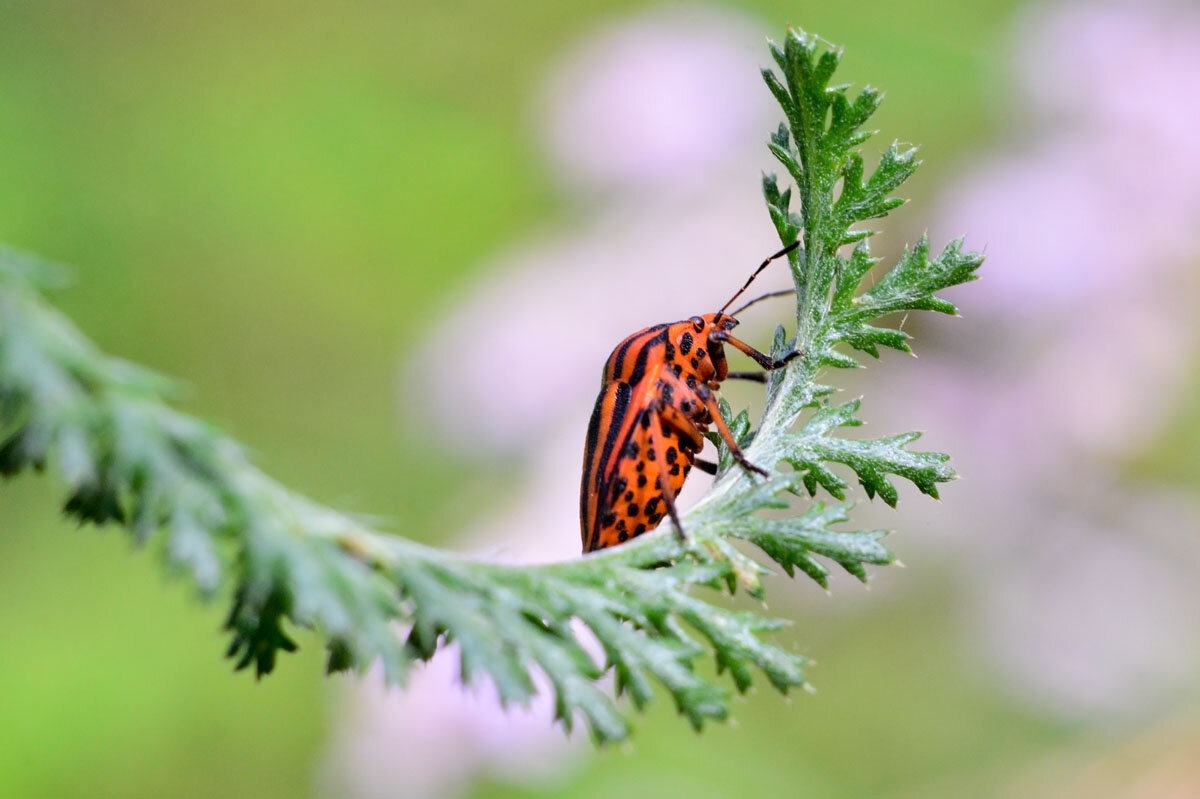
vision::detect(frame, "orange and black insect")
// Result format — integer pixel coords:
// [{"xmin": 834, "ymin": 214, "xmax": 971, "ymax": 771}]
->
[{"xmin": 580, "ymin": 241, "xmax": 801, "ymax": 553}]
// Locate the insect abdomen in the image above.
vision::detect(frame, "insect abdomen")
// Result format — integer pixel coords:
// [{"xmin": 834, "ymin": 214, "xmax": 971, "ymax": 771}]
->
[
  {"xmin": 588, "ymin": 412, "xmax": 695, "ymax": 551},
  {"xmin": 579, "ymin": 380, "xmax": 633, "ymax": 551}
]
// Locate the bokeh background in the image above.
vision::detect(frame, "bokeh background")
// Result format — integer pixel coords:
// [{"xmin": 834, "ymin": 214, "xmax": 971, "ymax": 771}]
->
[{"xmin": 3, "ymin": 1, "xmax": 1200, "ymax": 797}]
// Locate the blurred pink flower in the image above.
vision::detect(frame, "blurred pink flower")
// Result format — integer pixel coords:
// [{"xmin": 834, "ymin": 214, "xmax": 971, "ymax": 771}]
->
[
  {"xmin": 922, "ymin": 0, "xmax": 1200, "ymax": 478},
  {"xmin": 936, "ymin": 140, "xmax": 1191, "ymax": 311},
  {"xmin": 975, "ymin": 494, "xmax": 1200, "ymax": 720},
  {"xmin": 914, "ymin": 0, "xmax": 1200, "ymax": 721},
  {"xmin": 537, "ymin": 5, "xmax": 774, "ymax": 195},
  {"xmin": 323, "ymin": 645, "xmax": 578, "ymax": 799},
  {"xmin": 937, "ymin": 1, "xmax": 1200, "ymax": 315},
  {"xmin": 1019, "ymin": 0, "xmax": 1200, "ymax": 141}
]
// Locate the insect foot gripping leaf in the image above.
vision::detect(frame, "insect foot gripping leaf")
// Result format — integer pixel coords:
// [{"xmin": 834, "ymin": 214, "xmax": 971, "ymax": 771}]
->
[{"xmin": 0, "ymin": 27, "xmax": 980, "ymax": 745}]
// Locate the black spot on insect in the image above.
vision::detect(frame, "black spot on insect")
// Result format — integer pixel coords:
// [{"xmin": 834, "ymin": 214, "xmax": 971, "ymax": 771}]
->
[
  {"xmin": 690, "ymin": 357, "xmax": 699, "ymax": 369},
  {"xmin": 618, "ymin": 530, "xmax": 629, "ymax": 542},
  {"xmin": 634, "ymin": 524, "xmax": 647, "ymax": 535},
  {"xmin": 680, "ymin": 399, "xmax": 692, "ymax": 413},
  {"xmin": 626, "ymin": 502, "xmax": 640, "ymax": 517},
  {"xmin": 602, "ymin": 512, "xmax": 617, "ymax": 526},
  {"xmin": 614, "ymin": 477, "xmax": 627, "ymax": 494},
  {"xmin": 616, "ymin": 519, "xmax": 627, "ymax": 533},
  {"xmin": 696, "ymin": 347, "xmax": 706, "ymax": 359},
  {"xmin": 646, "ymin": 447, "xmax": 656, "ymax": 461},
  {"xmin": 636, "ymin": 461, "xmax": 645, "ymax": 472},
  {"xmin": 686, "ymin": 375, "xmax": 696, "ymax": 389},
  {"xmin": 672, "ymin": 363, "xmax": 683, "ymax": 377},
  {"xmin": 640, "ymin": 412, "xmax": 651, "ymax": 429},
  {"xmin": 664, "ymin": 342, "xmax": 675, "ymax": 360},
  {"xmin": 661, "ymin": 384, "xmax": 674, "ymax": 404},
  {"xmin": 666, "ymin": 447, "xmax": 677, "ymax": 464},
  {"xmin": 624, "ymin": 491, "xmax": 633, "ymax": 501},
  {"xmin": 680, "ymin": 332, "xmax": 694, "ymax": 355},
  {"xmin": 644, "ymin": 497, "xmax": 660, "ymax": 516},
  {"xmin": 625, "ymin": 441, "xmax": 639, "ymax": 458},
  {"xmin": 670, "ymin": 464, "xmax": 680, "ymax": 476},
  {"xmin": 649, "ymin": 513, "xmax": 663, "ymax": 525},
  {"xmin": 637, "ymin": 474, "xmax": 647, "ymax": 487},
  {"xmin": 690, "ymin": 316, "xmax": 704, "ymax": 333}
]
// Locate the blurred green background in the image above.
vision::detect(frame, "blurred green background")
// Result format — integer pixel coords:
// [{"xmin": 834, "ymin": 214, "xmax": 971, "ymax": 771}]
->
[{"xmin": 3, "ymin": 1, "xmax": 1197, "ymax": 797}]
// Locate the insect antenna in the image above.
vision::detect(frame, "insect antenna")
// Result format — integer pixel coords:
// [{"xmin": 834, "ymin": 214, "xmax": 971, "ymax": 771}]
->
[
  {"xmin": 718, "ymin": 240, "xmax": 800, "ymax": 314},
  {"xmin": 729, "ymin": 288, "xmax": 795, "ymax": 317}
]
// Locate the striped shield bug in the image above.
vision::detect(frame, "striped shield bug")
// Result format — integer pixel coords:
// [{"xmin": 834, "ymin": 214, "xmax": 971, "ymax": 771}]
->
[{"xmin": 580, "ymin": 241, "xmax": 801, "ymax": 553}]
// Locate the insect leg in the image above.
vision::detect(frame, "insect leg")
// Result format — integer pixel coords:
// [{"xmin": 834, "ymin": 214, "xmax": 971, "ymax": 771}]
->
[
  {"xmin": 711, "ymin": 331, "xmax": 802, "ymax": 371},
  {"xmin": 695, "ymin": 385, "xmax": 769, "ymax": 477},
  {"xmin": 648, "ymin": 399, "xmax": 687, "ymax": 542},
  {"xmin": 692, "ymin": 458, "xmax": 718, "ymax": 475},
  {"xmin": 724, "ymin": 371, "xmax": 768, "ymax": 383},
  {"xmin": 654, "ymin": 401, "xmax": 706, "ymax": 452}
]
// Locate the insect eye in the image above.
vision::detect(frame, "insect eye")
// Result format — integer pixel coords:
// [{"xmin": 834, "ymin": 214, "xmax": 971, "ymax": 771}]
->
[
  {"xmin": 723, "ymin": 317, "xmax": 739, "ymax": 330},
  {"xmin": 689, "ymin": 315, "xmax": 705, "ymax": 333}
]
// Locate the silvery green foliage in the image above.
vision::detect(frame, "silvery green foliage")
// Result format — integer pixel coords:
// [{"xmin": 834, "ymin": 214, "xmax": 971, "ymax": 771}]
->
[{"xmin": 0, "ymin": 29, "xmax": 980, "ymax": 744}]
